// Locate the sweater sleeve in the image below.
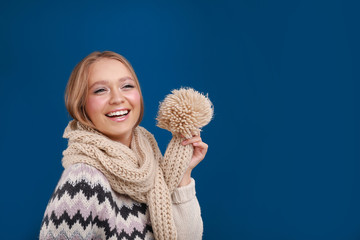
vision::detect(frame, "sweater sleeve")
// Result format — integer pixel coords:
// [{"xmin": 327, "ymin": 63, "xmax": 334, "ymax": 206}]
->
[
  {"xmin": 39, "ymin": 163, "xmax": 112, "ymax": 240},
  {"xmin": 171, "ymin": 178, "xmax": 203, "ymax": 240}
]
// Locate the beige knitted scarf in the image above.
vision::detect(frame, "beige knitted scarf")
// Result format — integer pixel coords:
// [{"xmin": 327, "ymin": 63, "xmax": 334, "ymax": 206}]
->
[{"xmin": 62, "ymin": 88, "xmax": 213, "ymax": 240}]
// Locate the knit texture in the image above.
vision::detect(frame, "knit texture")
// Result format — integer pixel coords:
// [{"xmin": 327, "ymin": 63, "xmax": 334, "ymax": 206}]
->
[
  {"xmin": 40, "ymin": 163, "xmax": 203, "ymax": 240},
  {"xmin": 156, "ymin": 88, "xmax": 214, "ymax": 190},
  {"xmin": 61, "ymin": 121, "xmax": 182, "ymax": 240},
  {"xmin": 40, "ymin": 163, "xmax": 154, "ymax": 240}
]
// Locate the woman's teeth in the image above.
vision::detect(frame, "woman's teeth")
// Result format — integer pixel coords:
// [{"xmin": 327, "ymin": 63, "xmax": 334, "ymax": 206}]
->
[{"xmin": 106, "ymin": 110, "xmax": 129, "ymax": 117}]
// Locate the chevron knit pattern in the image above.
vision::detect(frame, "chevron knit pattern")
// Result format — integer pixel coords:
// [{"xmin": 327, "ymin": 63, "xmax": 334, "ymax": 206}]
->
[
  {"xmin": 40, "ymin": 163, "xmax": 154, "ymax": 240},
  {"xmin": 59, "ymin": 120, "xmax": 188, "ymax": 240}
]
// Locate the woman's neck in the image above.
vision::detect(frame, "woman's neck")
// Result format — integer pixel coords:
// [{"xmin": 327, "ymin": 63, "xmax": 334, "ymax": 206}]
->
[{"xmin": 117, "ymin": 132, "xmax": 134, "ymax": 148}]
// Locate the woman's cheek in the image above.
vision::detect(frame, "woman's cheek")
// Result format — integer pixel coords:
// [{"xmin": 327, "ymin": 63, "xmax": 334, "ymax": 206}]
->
[
  {"xmin": 128, "ymin": 90, "xmax": 141, "ymax": 106},
  {"xmin": 85, "ymin": 96, "xmax": 106, "ymax": 118}
]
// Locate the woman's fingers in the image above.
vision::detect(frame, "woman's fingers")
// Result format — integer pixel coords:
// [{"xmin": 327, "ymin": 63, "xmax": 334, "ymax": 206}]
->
[
  {"xmin": 181, "ymin": 135, "xmax": 202, "ymax": 145},
  {"xmin": 180, "ymin": 134, "xmax": 209, "ymax": 173},
  {"xmin": 182, "ymin": 135, "xmax": 208, "ymax": 158},
  {"xmin": 193, "ymin": 141, "xmax": 208, "ymax": 150}
]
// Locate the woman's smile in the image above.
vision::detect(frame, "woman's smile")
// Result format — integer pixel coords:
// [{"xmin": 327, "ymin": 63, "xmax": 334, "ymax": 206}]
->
[
  {"xmin": 105, "ymin": 108, "xmax": 131, "ymax": 122},
  {"xmin": 85, "ymin": 58, "xmax": 141, "ymax": 145}
]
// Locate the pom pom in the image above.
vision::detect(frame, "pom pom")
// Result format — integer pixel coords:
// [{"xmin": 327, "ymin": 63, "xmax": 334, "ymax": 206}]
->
[{"xmin": 156, "ymin": 88, "xmax": 214, "ymax": 139}]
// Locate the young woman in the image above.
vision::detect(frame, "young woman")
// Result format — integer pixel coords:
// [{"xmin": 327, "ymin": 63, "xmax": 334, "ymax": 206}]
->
[{"xmin": 40, "ymin": 51, "xmax": 208, "ymax": 240}]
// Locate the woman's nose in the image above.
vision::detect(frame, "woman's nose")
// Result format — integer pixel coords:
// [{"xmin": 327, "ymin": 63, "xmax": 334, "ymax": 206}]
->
[{"xmin": 109, "ymin": 89, "xmax": 125, "ymax": 105}]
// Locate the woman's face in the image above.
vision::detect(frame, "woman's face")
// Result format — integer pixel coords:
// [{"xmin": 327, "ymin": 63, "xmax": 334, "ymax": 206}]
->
[{"xmin": 85, "ymin": 58, "xmax": 141, "ymax": 145}]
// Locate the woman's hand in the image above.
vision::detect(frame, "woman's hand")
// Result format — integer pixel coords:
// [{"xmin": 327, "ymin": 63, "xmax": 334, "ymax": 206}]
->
[{"xmin": 178, "ymin": 134, "xmax": 208, "ymax": 187}]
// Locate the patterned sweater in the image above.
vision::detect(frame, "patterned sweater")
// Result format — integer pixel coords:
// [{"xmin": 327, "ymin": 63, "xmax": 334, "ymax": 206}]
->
[{"xmin": 40, "ymin": 163, "xmax": 203, "ymax": 240}]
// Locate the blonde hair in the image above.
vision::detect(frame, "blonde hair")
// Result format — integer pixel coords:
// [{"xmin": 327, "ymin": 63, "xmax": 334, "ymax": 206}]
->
[{"xmin": 65, "ymin": 51, "xmax": 144, "ymax": 128}]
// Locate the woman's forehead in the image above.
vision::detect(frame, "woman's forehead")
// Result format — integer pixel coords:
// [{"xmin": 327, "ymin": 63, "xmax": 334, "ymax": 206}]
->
[{"xmin": 88, "ymin": 58, "xmax": 133, "ymax": 82}]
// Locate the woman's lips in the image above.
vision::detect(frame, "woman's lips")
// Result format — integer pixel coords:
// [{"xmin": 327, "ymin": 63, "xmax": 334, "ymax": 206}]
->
[
  {"xmin": 105, "ymin": 109, "xmax": 129, "ymax": 117},
  {"xmin": 105, "ymin": 109, "xmax": 131, "ymax": 122},
  {"xmin": 107, "ymin": 112, "xmax": 130, "ymax": 122}
]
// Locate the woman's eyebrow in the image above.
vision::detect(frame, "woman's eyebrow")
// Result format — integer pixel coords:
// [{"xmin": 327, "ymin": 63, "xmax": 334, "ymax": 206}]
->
[
  {"xmin": 89, "ymin": 80, "xmax": 109, "ymax": 88},
  {"xmin": 89, "ymin": 77, "xmax": 133, "ymax": 89},
  {"xmin": 89, "ymin": 80, "xmax": 108, "ymax": 89},
  {"xmin": 120, "ymin": 77, "xmax": 134, "ymax": 82}
]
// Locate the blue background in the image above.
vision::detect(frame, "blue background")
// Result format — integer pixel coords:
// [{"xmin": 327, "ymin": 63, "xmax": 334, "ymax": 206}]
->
[{"xmin": 0, "ymin": 0, "xmax": 359, "ymax": 239}]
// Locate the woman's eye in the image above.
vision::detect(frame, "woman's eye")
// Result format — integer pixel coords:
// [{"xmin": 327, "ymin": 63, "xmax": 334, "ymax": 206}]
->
[
  {"xmin": 94, "ymin": 88, "xmax": 106, "ymax": 94},
  {"xmin": 123, "ymin": 84, "xmax": 134, "ymax": 89}
]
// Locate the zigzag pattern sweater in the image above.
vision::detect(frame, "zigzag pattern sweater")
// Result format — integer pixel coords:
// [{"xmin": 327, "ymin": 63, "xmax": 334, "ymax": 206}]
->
[{"xmin": 40, "ymin": 163, "xmax": 203, "ymax": 240}]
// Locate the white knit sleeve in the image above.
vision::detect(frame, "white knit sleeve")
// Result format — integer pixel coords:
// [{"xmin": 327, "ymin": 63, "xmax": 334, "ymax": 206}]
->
[{"xmin": 171, "ymin": 178, "xmax": 203, "ymax": 240}]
